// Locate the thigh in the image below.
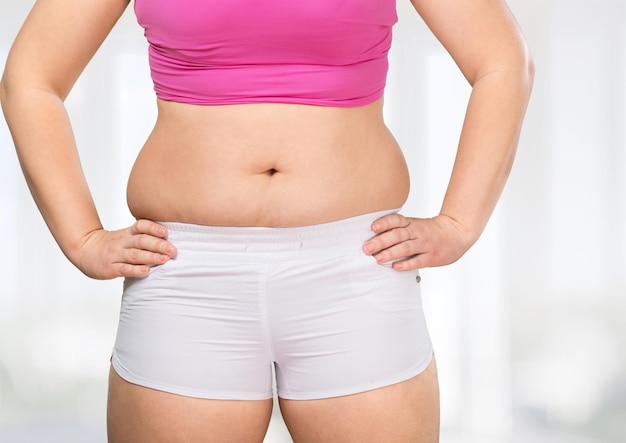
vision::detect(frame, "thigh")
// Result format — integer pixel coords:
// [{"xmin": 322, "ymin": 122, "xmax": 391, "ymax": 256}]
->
[
  {"xmin": 107, "ymin": 367, "xmax": 273, "ymax": 443},
  {"xmin": 278, "ymin": 357, "xmax": 440, "ymax": 443}
]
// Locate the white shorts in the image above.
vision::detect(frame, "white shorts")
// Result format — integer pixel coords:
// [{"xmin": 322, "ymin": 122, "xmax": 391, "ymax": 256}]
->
[{"xmin": 111, "ymin": 209, "xmax": 433, "ymax": 400}]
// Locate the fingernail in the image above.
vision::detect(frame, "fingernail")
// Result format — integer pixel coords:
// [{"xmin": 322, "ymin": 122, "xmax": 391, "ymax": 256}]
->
[{"xmin": 363, "ymin": 243, "xmax": 374, "ymax": 254}]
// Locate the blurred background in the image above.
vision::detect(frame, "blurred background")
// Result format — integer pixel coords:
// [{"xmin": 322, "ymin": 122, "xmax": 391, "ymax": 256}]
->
[{"xmin": 1, "ymin": 0, "xmax": 625, "ymax": 441}]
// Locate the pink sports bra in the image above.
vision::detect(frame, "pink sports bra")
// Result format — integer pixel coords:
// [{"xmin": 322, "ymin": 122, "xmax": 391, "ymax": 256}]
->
[{"xmin": 134, "ymin": 0, "xmax": 397, "ymax": 107}]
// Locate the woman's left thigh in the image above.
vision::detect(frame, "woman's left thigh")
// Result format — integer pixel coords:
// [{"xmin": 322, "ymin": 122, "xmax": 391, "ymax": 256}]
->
[{"xmin": 278, "ymin": 356, "xmax": 440, "ymax": 443}]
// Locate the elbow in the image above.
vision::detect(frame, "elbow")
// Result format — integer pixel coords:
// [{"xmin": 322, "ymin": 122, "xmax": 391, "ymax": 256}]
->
[
  {"xmin": 510, "ymin": 36, "xmax": 535, "ymax": 98},
  {"xmin": 0, "ymin": 69, "xmax": 18, "ymax": 113},
  {"xmin": 521, "ymin": 44, "xmax": 535, "ymax": 97},
  {"xmin": 0, "ymin": 75, "xmax": 8, "ymax": 111},
  {"xmin": 0, "ymin": 72, "xmax": 17, "ymax": 120},
  {"xmin": 0, "ymin": 69, "xmax": 65, "ymax": 117},
  {"xmin": 472, "ymin": 47, "xmax": 535, "ymax": 101},
  {"xmin": 468, "ymin": 38, "xmax": 535, "ymax": 97}
]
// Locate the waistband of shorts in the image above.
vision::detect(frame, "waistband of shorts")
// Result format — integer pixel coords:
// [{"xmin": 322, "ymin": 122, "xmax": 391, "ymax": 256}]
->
[{"xmin": 159, "ymin": 208, "xmax": 400, "ymax": 253}]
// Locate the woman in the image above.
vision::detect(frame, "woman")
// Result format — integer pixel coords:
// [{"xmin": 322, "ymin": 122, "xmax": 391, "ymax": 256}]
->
[{"xmin": 0, "ymin": 0, "xmax": 533, "ymax": 441}]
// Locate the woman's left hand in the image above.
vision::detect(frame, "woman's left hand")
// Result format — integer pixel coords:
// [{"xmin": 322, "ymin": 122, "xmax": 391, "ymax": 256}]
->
[{"xmin": 362, "ymin": 213, "xmax": 477, "ymax": 271}]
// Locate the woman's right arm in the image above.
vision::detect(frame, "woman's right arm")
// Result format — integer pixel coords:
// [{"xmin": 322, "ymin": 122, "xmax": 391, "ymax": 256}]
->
[{"xmin": 0, "ymin": 0, "xmax": 175, "ymax": 279}]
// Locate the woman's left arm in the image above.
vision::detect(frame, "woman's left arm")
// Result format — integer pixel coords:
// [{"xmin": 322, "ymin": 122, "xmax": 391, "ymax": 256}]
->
[{"xmin": 364, "ymin": 0, "xmax": 534, "ymax": 270}]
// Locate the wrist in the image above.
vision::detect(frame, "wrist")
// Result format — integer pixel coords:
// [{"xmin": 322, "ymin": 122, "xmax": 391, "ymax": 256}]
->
[
  {"xmin": 58, "ymin": 225, "xmax": 104, "ymax": 270},
  {"xmin": 435, "ymin": 212, "xmax": 482, "ymax": 249}
]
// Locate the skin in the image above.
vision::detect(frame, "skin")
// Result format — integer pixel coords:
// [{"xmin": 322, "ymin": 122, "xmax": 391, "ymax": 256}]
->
[{"xmin": 0, "ymin": 0, "xmax": 533, "ymax": 441}]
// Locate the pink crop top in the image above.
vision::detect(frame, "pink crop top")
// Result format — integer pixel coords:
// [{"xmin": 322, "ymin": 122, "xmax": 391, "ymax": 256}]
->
[{"xmin": 134, "ymin": 0, "xmax": 398, "ymax": 107}]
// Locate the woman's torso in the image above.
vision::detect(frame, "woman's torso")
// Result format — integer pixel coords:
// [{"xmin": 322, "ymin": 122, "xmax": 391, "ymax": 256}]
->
[
  {"xmin": 126, "ymin": 99, "xmax": 410, "ymax": 227},
  {"xmin": 128, "ymin": 0, "xmax": 407, "ymax": 227}
]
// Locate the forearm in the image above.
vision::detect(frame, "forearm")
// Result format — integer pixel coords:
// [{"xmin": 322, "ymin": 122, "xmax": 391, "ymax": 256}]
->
[
  {"xmin": 1, "ymin": 0, "xmax": 181, "ymax": 280},
  {"xmin": 1, "ymin": 83, "xmax": 103, "ymax": 264},
  {"xmin": 439, "ymin": 66, "xmax": 533, "ymax": 243}
]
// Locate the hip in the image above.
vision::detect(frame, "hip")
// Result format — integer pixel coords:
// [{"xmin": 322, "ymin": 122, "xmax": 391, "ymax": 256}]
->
[{"xmin": 113, "ymin": 209, "xmax": 432, "ymax": 401}]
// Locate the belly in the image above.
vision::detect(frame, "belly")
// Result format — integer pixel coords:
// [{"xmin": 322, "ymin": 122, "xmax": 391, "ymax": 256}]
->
[{"xmin": 126, "ymin": 99, "xmax": 410, "ymax": 227}]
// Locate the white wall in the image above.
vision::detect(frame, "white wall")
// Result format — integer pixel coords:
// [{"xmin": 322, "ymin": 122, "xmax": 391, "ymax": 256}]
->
[{"xmin": 1, "ymin": 1, "xmax": 625, "ymax": 442}]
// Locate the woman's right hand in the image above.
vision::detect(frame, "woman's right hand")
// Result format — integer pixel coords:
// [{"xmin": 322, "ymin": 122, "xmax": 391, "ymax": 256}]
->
[{"xmin": 71, "ymin": 219, "xmax": 177, "ymax": 280}]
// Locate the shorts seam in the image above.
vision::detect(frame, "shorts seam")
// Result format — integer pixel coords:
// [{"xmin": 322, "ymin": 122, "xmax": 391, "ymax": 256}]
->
[
  {"xmin": 276, "ymin": 349, "xmax": 434, "ymax": 401},
  {"xmin": 259, "ymin": 264, "xmax": 282, "ymax": 394},
  {"xmin": 111, "ymin": 354, "xmax": 273, "ymax": 401}
]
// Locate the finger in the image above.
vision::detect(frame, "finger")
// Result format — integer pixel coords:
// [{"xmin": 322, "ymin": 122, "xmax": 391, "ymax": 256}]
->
[
  {"xmin": 391, "ymin": 246, "xmax": 460, "ymax": 270},
  {"xmin": 115, "ymin": 262, "xmax": 152, "ymax": 278},
  {"xmin": 373, "ymin": 240, "xmax": 412, "ymax": 263},
  {"xmin": 390, "ymin": 253, "xmax": 428, "ymax": 272},
  {"xmin": 121, "ymin": 246, "xmax": 172, "ymax": 266},
  {"xmin": 363, "ymin": 221, "xmax": 414, "ymax": 255},
  {"xmin": 129, "ymin": 232, "xmax": 176, "ymax": 256},
  {"xmin": 373, "ymin": 237, "xmax": 425, "ymax": 264},
  {"xmin": 128, "ymin": 220, "xmax": 177, "ymax": 256},
  {"xmin": 370, "ymin": 213, "xmax": 409, "ymax": 234},
  {"xmin": 131, "ymin": 219, "xmax": 169, "ymax": 239}
]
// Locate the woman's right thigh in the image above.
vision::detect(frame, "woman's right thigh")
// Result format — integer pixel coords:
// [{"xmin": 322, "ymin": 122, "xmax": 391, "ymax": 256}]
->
[{"xmin": 107, "ymin": 367, "xmax": 273, "ymax": 443}]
